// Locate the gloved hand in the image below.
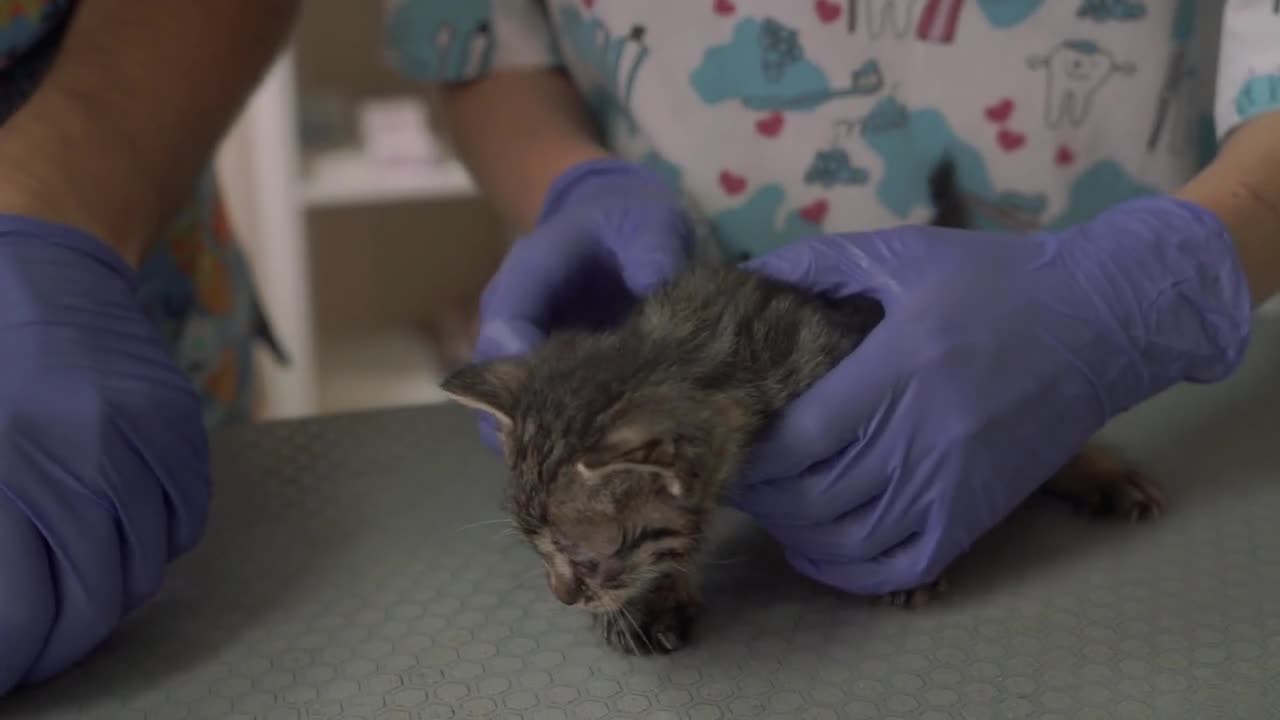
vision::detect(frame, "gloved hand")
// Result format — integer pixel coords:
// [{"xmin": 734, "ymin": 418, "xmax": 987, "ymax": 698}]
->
[
  {"xmin": 470, "ymin": 157, "xmax": 698, "ymax": 447},
  {"xmin": 0, "ymin": 216, "xmax": 210, "ymax": 695},
  {"xmin": 730, "ymin": 194, "xmax": 1253, "ymax": 595}
]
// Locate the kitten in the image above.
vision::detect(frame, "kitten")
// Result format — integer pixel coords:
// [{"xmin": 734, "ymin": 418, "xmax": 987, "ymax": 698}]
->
[{"xmin": 440, "ymin": 159, "xmax": 1163, "ymax": 654}]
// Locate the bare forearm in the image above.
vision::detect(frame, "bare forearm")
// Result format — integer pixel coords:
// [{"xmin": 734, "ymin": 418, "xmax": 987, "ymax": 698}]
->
[
  {"xmin": 0, "ymin": 0, "xmax": 299, "ymax": 267},
  {"xmin": 1177, "ymin": 111, "xmax": 1280, "ymax": 306},
  {"xmin": 430, "ymin": 68, "xmax": 609, "ymax": 232}
]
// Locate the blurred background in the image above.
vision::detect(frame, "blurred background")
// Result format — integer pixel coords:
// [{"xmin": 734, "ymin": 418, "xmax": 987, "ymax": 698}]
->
[
  {"xmin": 214, "ymin": 3, "xmax": 511, "ymax": 422},
  {"xmin": 216, "ymin": 3, "xmax": 1280, "ymax": 425}
]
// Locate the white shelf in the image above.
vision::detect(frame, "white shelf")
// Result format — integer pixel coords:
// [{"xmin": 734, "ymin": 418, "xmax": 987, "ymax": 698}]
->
[
  {"xmin": 217, "ymin": 43, "xmax": 498, "ymax": 421},
  {"xmin": 316, "ymin": 328, "xmax": 452, "ymax": 415},
  {"xmin": 302, "ymin": 148, "xmax": 476, "ymax": 208}
]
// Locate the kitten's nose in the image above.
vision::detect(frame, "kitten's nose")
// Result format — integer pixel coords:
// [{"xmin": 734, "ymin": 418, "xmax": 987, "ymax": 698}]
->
[{"xmin": 548, "ymin": 571, "xmax": 588, "ymax": 605}]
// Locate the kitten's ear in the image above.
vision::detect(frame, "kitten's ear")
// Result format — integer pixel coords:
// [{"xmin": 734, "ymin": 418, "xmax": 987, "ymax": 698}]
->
[
  {"xmin": 576, "ymin": 399, "xmax": 700, "ymax": 497},
  {"xmin": 439, "ymin": 357, "xmax": 530, "ymax": 428}
]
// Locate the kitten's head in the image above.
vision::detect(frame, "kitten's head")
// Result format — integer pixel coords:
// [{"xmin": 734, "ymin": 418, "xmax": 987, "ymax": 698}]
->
[{"xmin": 441, "ymin": 346, "xmax": 725, "ymax": 613}]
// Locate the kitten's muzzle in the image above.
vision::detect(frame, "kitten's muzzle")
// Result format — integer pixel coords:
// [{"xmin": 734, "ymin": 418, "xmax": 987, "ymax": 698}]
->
[{"xmin": 547, "ymin": 568, "xmax": 591, "ymax": 606}]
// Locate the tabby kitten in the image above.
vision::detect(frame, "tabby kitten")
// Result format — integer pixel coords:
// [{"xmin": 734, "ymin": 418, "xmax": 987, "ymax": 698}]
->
[{"xmin": 440, "ymin": 160, "xmax": 1163, "ymax": 655}]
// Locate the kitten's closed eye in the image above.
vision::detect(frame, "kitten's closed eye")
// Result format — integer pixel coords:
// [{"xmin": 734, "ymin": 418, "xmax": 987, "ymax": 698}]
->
[{"xmin": 619, "ymin": 526, "xmax": 683, "ymax": 554}]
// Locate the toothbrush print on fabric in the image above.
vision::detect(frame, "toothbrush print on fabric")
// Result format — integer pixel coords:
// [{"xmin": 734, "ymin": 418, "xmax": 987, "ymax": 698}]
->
[
  {"xmin": 860, "ymin": 0, "xmax": 920, "ymax": 39},
  {"xmin": 690, "ymin": 16, "xmax": 884, "ymax": 114},
  {"xmin": 844, "ymin": 0, "xmax": 965, "ymax": 44}
]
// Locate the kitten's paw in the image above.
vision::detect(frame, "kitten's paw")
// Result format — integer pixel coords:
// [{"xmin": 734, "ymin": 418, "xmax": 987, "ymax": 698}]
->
[
  {"xmin": 596, "ymin": 602, "xmax": 697, "ymax": 655},
  {"xmin": 649, "ymin": 601, "xmax": 697, "ymax": 653},
  {"xmin": 881, "ymin": 577, "xmax": 948, "ymax": 609},
  {"xmin": 1045, "ymin": 444, "xmax": 1164, "ymax": 522}
]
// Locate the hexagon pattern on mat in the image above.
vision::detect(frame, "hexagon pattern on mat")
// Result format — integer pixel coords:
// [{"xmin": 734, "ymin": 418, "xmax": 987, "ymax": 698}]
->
[{"xmin": 5, "ymin": 347, "xmax": 1280, "ymax": 720}]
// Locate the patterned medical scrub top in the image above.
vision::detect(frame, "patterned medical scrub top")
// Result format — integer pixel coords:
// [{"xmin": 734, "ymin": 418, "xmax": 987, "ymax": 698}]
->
[
  {"xmin": 10, "ymin": 2, "xmax": 1277, "ymax": 427},
  {"xmin": 0, "ymin": 0, "xmax": 279, "ymax": 429},
  {"xmin": 384, "ymin": 0, "xmax": 1280, "ymax": 261}
]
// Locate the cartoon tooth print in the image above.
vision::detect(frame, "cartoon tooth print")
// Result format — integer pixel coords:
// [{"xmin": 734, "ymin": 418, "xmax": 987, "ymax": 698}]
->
[
  {"xmin": 691, "ymin": 17, "xmax": 883, "ymax": 112},
  {"xmin": 556, "ymin": 5, "xmax": 649, "ymax": 135},
  {"xmin": 1027, "ymin": 40, "xmax": 1136, "ymax": 129},
  {"xmin": 385, "ymin": 0, "xmax": 494, "ymax": 81},
  {"xmin": 864, "ymin": 0, "xmax": 920, "ymax": 39},
  {"xmin": 1146, "ymin": 0, "xmax": 1197, "ymax": 154}
]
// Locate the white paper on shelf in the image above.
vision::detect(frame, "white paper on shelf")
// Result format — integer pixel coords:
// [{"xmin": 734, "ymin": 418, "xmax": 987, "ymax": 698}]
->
[{"xmin": 302, "ymin": 147, "xmax": 475, "ymax": 207}]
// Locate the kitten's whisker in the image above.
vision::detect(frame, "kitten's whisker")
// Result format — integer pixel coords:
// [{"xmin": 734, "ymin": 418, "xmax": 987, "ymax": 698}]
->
[
  {"xmin": 614, "ymin": 607, "xmax": 640, "ymax": 653},
  {"xmin": 614, "ymin": 611, "xmax": 638, "ymax": 656},
  {"xmin": 454, "ymin": 517, "xmax": 514, "ymax": 533},
  {"xmin": 619, "ymin": 605, "xmax": 653, "ymax": 654},
  {"xmin": 490, "ymin": 526, "xmax": 520, "ymax": 542}
]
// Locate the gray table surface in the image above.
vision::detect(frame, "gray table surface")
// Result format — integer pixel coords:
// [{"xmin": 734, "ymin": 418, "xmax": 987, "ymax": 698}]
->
[{"xmin": 6, "ymin": 318, "xmax": 1280, "ymax": 720}]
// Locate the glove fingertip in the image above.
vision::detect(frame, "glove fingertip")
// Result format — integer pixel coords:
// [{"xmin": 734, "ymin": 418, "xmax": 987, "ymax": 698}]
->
[
  {"xmin": 624, "ymin": 259, "xmax": 684, "ymax": 296},
  {"xmin": 0, "ymin": 501, "xmax": 55, "ymax": 696},
  {"xmin": 472, "ymin": 319, "xmax": 545, "ymax": 364},
  {"xmin": 167, "ymin": 496, "xmax": 210, "ymax": 561}
]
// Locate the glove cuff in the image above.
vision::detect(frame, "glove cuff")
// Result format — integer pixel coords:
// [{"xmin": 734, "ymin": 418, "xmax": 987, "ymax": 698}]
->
[
  {"xmin": 1074, "ymin": 194, "xmax": 1254, "ymax": 404},
  {"xmin": 535, "ymin": 157, "xmax": 674, "ymax": 227},
  {"xmin": 0, "ymin": 213, "xmax": 139, "ymax": 289}
]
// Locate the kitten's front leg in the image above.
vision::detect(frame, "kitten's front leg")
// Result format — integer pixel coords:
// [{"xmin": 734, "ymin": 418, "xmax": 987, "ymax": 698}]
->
[{"xmin": 596, "ymin": 572, "xmax": 701, "ymax": 655}]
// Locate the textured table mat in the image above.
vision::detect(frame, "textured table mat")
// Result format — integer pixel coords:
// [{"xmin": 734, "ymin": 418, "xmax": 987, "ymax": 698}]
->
[{"xmin": 6, "ymin": 318, "xmax": 1280, "ymax": 720}]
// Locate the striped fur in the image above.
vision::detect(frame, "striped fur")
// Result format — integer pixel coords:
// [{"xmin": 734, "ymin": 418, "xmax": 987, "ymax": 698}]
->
[{"xmin": 440, "ymin": 159, "xmax": 963, "ymax": 653}]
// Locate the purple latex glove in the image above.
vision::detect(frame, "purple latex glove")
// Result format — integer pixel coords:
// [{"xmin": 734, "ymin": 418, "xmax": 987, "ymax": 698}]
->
[
  {"xmin": 470, "ymin": 157, "xmax": 697, "ymax": 447},
  {"xmin": 0, "ymin": 216, "xmax": 209, "ymax": 695},
  {"xmin": 730, "ymin": 194, "xmax": 1253, "ymax": 595}
]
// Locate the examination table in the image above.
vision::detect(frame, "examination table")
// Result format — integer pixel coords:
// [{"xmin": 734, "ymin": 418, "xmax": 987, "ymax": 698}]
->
[{"xmin": 6, "ymin": 317, "xmax": 1280, "ymax": 720}]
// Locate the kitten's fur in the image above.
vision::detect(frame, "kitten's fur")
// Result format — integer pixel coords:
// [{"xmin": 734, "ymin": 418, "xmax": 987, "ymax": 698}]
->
[{"xmin": 441, "ymin": 159, "xmax": 1163, "ymax": 654}]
